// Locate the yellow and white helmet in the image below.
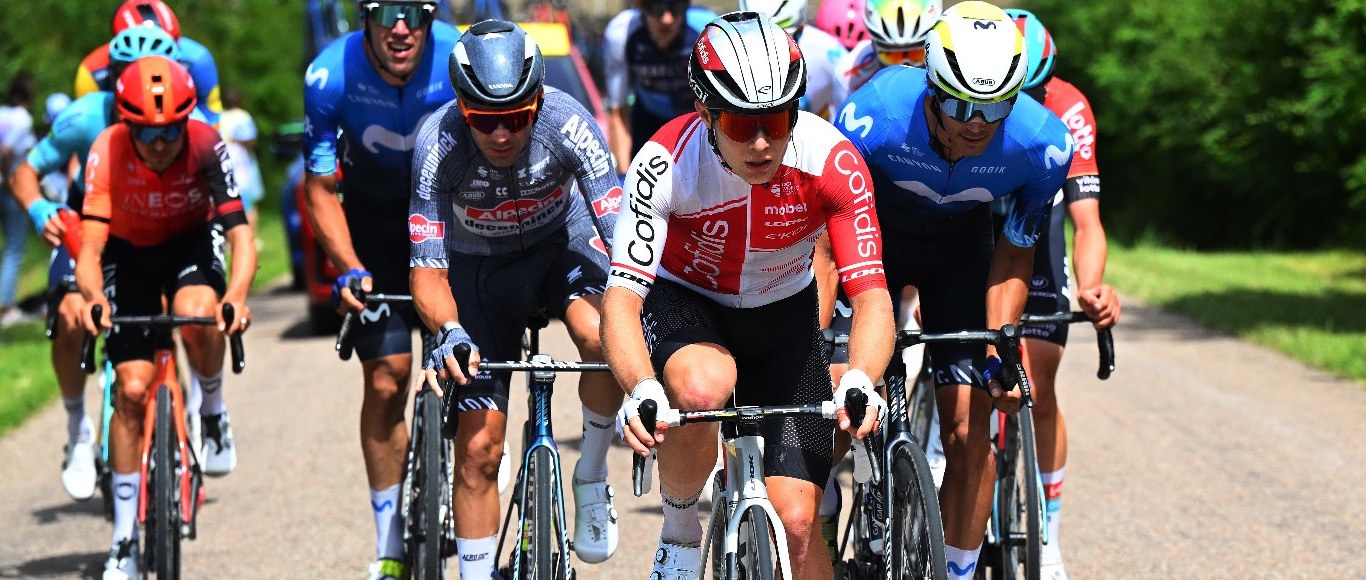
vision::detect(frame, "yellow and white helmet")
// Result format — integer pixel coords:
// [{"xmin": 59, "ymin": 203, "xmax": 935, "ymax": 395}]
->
[
  {"xmin": 923, "ymin": 1, "xmax": 1025, "ymax": 103},
  {"xmin": 738, "ymin": 0, "xmax": 808, "ymax": 34},
  {"xmin": 863, "ymin": 0, "xmax": 941, "ymax": 51}
]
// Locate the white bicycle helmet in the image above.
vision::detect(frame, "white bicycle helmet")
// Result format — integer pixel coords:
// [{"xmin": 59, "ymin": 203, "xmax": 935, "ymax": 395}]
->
[
  {"xmin": 689, "ymin": 11, "xmax": 806, "ymax": 112},
  {"xmin": 923, "ymin": 1, "xmax": 1025, "ymax": 103},
  {"xmin": 863, "ymin": 0, "xmax": 941, "ymax": 50},
  {"xmin": 738, "ymin": 0, "xmax": 808, "ymax": 35}
]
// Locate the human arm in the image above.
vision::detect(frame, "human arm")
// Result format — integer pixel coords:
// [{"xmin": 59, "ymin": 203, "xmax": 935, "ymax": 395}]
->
[
  {"xmin": 561, "ymin": 95, "xmax": 623, "ymax": 245},
  {"xmin": 601, "ymin": 286, "xmax": 667, "ymax": 456},
  {"xmin": 219, "ymin": 223, "xmax": 256, "ymax": 334},
  {"xmin": 77, "ymin": 138, "xmax": 112, "ymax": 334},
  {"xmin": 602, "ymin": 12, "xmax": 633, "ymax": 173},
  {"xmin": 1068, "ymin": 194, "xmax": 1119, "ymax": 328},
  {"xmin": 10, "ymin": 161, "xmax": 66, "ymax": 247},
  {"xmin": 607, "ymin": 108, "xmax": 632, "ymax": 176},
  {"xmin": 984, "ymin": 238, "xmax": 1033, "ymax": 412},
  {"xmin": 302, "ymin": 54, "xmax": 367, "ymax": 311}
]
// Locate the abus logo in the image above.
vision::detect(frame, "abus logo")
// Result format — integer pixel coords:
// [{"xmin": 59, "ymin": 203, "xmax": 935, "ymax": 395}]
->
[
  {"xmin": 408, "ymin": 214, "xmax": 445, "ymax": 243},
  {"xmin": 972, "ymin": 78, "xmax": 997, "ymax": 87}
]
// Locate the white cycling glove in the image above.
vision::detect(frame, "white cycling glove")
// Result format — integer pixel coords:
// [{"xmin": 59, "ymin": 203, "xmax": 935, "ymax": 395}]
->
[
  {"xmin": 617, "ymin": 377, "xmax": 670, "ymax": 439},
  {"xmin": 833, "ymin": 369, "xmax": 887, "ymax": 429},
  {"xmin": 836, "ymin": 369, "xmax": 887, "ymax": 484}
]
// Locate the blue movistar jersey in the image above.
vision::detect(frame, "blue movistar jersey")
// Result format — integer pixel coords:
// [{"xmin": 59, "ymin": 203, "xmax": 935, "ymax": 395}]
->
[
  {"xmin": 304, "ymin": 21, "xmax": 460, "ymax": 205},
  {"xmin": 837, "ymin": 66, "xmax": 1074, "ymax": 248},
  {"xmin": 603, "ymin": 7, "xmax": 717, "ymax": 120},
  {"xmin": 26, "ymin": 92, "xmax": 207, "ymax": 212}
]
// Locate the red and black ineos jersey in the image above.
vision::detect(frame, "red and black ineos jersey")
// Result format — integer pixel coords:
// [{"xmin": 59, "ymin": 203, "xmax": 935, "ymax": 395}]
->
[
  {"xmin": 83, "ymin": 120, "xmax": 245, "ymax": 247},
  {"xmin": 608, "ymin": 111, "xmax": 888, "ymax": 308}
]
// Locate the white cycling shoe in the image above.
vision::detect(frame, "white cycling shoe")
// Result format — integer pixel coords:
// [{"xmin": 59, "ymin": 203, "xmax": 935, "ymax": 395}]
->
[
  {"xmin": 102, "ymin": 538, "xmax": 139, "ymax": 580},
  {"xmin": 61, "ymin": 440, "xmax": 98, "ymax": 501},
  {"xmin": 201, "ymin": 412, "xmax": 237, "ymax": 476},
  {"xmin": 571, "ymin": 472, "xmax": 618, "ymax": 563},
  {"xmin": 1041, "ymin": 561, "xmax": 1069, "ymax": 580},
  {"xmin": 651, "ymin": 540, "xmax": 701, "ymax": 580}
]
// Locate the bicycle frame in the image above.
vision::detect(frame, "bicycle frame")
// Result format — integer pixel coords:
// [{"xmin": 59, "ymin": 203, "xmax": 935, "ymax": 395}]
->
[
  {"xmin": 137, "ymin": 347, "xmax": 198, "ymax": 530},
  {"xmin": 710, "ymin": 428, "xmax": 795, "ymax": 580}
]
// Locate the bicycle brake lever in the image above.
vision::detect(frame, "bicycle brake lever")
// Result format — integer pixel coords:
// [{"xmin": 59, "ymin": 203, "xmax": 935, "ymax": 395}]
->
[{"xmin": 633, "ymin": 399, "xmax": 657, "ymax": 497}]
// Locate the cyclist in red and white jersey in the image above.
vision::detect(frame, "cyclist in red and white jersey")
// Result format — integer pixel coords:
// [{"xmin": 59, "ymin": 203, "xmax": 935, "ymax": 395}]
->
[
  {"xmin": 605, "ymin": 12, "xmax": 894, "ymax": 579},
  {"xmin": 1003, "ymin": 10, "xmax": 1121, "ymax": 579},
  {"xmin": 77, "ymin": 56, "xmax": 255, "ymax": 580}
]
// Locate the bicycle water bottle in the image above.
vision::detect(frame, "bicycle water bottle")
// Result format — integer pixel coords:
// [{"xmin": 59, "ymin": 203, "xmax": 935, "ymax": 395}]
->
[
  {"xmin": 851, "ymin": 438, "xmax": 873, "ymax": 484},
  {"xmin": 58, "ymin": 208, "xmax": 82, "ymax": 257}
]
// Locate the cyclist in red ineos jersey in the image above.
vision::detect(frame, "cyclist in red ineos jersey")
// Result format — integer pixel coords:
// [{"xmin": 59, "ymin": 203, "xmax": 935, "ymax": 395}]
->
[{"xmin": 604, "ymin": 12, "xmax": 894, "ymax": 579}]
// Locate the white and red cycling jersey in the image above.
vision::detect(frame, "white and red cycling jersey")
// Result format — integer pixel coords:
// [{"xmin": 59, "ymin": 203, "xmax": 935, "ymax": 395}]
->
[{"xmin": 608, "ymin": 111, "xmax": 888, "ymax": 308}]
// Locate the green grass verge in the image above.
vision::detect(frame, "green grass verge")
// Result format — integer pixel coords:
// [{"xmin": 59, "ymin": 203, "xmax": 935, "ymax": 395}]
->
[
  {"xmin": 0, "ymin": 210, "xmax": 292, "ymax": 437},
  {"xmin": 1107, "ymin": 244, "xmax": 1366, "ymax": 383}
]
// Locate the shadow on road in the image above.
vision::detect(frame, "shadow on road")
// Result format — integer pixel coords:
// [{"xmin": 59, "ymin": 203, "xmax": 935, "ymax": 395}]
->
[
  {"xmin": 30, "ymin": 500, "xmax": 104, "ymax": 525},
  {"xmin": 0, "ymin": 550, "xmax": 104, "ymax": 579}
]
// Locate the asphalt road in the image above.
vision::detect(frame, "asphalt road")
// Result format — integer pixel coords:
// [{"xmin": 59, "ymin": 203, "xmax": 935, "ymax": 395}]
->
[{"xmin": 1, "ymin": 287, "xmax": 1363, "ymax": 579}]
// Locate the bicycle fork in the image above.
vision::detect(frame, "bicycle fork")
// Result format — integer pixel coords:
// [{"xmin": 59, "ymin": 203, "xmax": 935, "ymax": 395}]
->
[
  {"xmin": 708, "ymin": 433, "xmax": 794, "ymax": 580},
  {"xmin": 499, "ymin": 366, "xmax": 572, "ymax": 579}
]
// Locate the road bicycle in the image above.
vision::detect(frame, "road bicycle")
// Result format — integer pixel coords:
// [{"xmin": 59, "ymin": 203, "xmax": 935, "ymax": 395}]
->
[
  {"xmin": 335, "ymin": 285, "xmax": 454, "ymax": 580},
  {"xmin": 970, "ymin": 312, "xmax": 1116, "ymax": 580},
  {"xmin": 79, "ymin": 303, "xmax": 246, "ymax": 579},
  {"xmin": 828, "ymin": 325, "xmax": 1033, "ymax": 580},
  {"xmin": 448, "ymin": 310, "xmax": 610, "ymax": 580},
  {"xmin": 632, "ymin": 389, "xmax": 867, "ymax": 579}
]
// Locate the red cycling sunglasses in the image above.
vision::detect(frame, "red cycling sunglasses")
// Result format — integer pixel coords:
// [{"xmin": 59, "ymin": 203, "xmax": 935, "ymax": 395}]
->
[
  {"xmin": 710, "ymin": 107, "xmax": 799, "ymax": 143},
  {"xmin": 460, "ymin": 98, "xmax": 540, "ymax": 135}
]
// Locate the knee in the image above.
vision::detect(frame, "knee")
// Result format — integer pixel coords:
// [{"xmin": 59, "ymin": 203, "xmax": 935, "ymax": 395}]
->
[
  {"xmin": 364, "ymin": 360, "xmax": 410, "ymax": 404},
  {"xmin": 116, "ymin": 378, "xmax": 151, "ymax": 416},
  {"xmin": 455, "ymin": 427, "xmax": 505, "ymax": 486},
  {"xmin": 666, "ymin": 372, "xmax": 732, "ymax": 411},
  {"xmin": 941, "ymin": 414, "xmax": 990, "ymax": 462},
  {"xmin": 776, "ymin": 503, "xmax": 819, "ymax": 563},
  {"xmin": 567, "ymin": 318, "xmax": 603, "ymax": 357}
]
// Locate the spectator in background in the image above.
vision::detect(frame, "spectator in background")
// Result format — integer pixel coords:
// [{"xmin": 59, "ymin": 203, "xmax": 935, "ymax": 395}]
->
[
  {"xmin": 218, "ymin": 88, "xmax": 264, "ymax": 228},
  {"xmin": 0, "ymin": 72, "xmax": 36, "ymax": 328},
  {"xmin": 39, "ymin": 93, "xmax": 74, "ymax": 204}
]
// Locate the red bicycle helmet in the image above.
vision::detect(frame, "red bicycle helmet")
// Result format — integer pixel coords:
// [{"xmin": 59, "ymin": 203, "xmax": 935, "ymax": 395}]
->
[
  {"xmin": 115, "ymin": 56, "xmax": 197, "ymax": 126},
  {"xmin": 111, "ymin": 0, "xmax": 182, "ymax": 41}
]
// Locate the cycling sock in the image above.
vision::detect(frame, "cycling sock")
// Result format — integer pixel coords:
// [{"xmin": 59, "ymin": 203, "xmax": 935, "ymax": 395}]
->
[
  {"xmin": 819, "ymin": 470, "xmax": 840, "ymax": 518},
  {"xmin": 660, "ymin": 489, "xmax": 703, "ymax": 546},
  {"xmin": 456, "ymin": 535, "xmax": 496, "ymax": 579},
  {"xmin": 194, "ymin": 371, "xmax": 225, "ymax": 416},
  {"xmin": 370, "ymin": 485, "xmax": 403, "ymax": 560},
  {"xmin": 1042, "ymin": 467, "xmax": 1065, "ymax": 563},
  {"xmin": 574, "ymin": 406, "xmax": 615, "ymax": 482},
  {"xmin": 111, "ymin": 472, "xmax": 139, "ymax": 544},
  {"xmin": 944, "ymin": 542, "xmax": 982, "ymax": 578},
  {"xmin": 62, "ymin": 397, "xmax": 89, "ymax": 444}
]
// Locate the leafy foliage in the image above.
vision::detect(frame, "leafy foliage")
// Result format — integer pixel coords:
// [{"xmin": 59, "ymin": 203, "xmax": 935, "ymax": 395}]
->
[
  {"xmin": 0, "ymin": 0, "xmax": 305, "ymax": 198},
  {"xmin": 1025, "ymin": 0, "xmax": 1366, "ymax": 248}
]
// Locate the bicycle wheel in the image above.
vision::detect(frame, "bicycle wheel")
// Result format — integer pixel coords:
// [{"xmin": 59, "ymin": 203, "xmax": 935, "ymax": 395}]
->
[
  {"xmin": 151, "ymin": 386, "xmax": 181, "ymax": 580},
  {"xmin": 518, "ymin": 446, "xmax": 555, "ymax": 580},
  {"xmin": 706, "ymin": 469, "xmax": 729, "ymax": 580},
  {"xmin": 887, "ymin": 442, "xmax": 947, "ymax": 580},
  {"xmin": 407, "ymin": 388, "xmax": 445, "ymax": 579},
  {"xmin": 729, "ymin": 505, "xmax": 777, "ymax": 580},
  {"xmin": 994, "ymin": 411, "xmax": 1041, "ymax": 580}
]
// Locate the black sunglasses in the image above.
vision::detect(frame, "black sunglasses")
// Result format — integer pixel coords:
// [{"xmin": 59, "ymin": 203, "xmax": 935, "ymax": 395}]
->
[
  {"xmin": 363, "ymin": 3, "xmax": 435, "ymax": 29},
  {"xmin": 642, "ymin": 0, "xmax": 688, "ymax": 18}
]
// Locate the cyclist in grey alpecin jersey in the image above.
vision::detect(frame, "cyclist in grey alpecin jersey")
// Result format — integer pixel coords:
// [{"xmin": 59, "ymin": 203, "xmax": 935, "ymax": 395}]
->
[
  {"xmin": 407, "ymin": 21, "xmax": 625, "ymax": 575},
  {"xmin": 409, "ymin": 86, "xmax": 621, "ymax": 258}
]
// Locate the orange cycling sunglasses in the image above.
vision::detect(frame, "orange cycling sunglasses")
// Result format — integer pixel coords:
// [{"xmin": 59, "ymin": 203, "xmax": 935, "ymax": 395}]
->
[
  {"xmin": 710, "ymin": 107, "xmax": 799, "ymax": 142},
  {"xmin": 875, "ymin": 45, "xmax": 927, "ymax": 67},
  {"xmin": 460, "ymin": 98, "xmax": 540, "ymax": 135}
]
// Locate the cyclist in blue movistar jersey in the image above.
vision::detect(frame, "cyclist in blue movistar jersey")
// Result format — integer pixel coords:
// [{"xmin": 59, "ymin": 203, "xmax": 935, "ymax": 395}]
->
[
  {"xmin": 8, "ymin": 30, "xmax": 193, "ymax": 505},
  {"xmin": 410, "ymin": 20, "xmax": 626, "ymax": 576},
  {"xmin": 833, "ymin": 3, "xmax": 1074, "ymax": 577},
  {"xmin": 302, "ymin": 2, "xmax": 457, "ymax": 578},
  {"xmin": 75, "ymin": 0, "xmax": 224, "ymax": 127},
  {"xmin": 602, "ymin": 0, "xmax": 717, "ymax": 171}
]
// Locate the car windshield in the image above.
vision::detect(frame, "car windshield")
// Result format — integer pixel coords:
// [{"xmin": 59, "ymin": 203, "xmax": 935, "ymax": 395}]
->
[{"xmin": 544, "ymin": 55, "xmax": 595, "ymax": 117}]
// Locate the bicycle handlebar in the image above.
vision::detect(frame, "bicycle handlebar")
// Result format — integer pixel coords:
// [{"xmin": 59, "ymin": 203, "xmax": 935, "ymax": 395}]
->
[
  {"xmin": 80, "ymin": 303, "xmax": 246, "ymax": 375},
  {"xmin": 1020, "ymin": 311, "xmax": 1116, "ymax": 380},
  {"xmin": 631, "ymin": 393, "xmax": 869, "ymax": 496},
  {"xmin": 334, "ymin": 278, "xmax": 413, "ymax": 361}
]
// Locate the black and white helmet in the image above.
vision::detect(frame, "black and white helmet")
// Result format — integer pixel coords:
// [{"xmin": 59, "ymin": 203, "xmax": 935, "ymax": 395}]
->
[
  {"xmin": 449, "ymin": 20, "xmax": 545, "ymax": 109},
  {"xmin": 689, "ymin": 11, "xmax": 806, "ymax": 112}
]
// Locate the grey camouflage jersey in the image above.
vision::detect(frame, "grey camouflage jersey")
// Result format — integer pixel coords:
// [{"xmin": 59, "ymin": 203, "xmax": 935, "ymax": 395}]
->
[{"xmin": 408, "ymin": 87, "xmax": 622, "ymax": 264}]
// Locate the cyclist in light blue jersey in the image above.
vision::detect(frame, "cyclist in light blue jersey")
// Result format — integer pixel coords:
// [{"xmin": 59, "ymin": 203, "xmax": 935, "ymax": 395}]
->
[
  {"xmin": 302, "ymin": 2, "xmax": 458, "ymax": 577},
  {"xmin": 833, "ymin": 3, "xmax": 1074, "ymax": 577}
]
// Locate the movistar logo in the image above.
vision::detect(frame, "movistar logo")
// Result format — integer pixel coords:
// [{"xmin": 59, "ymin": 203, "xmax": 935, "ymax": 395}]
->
[
  {"xmin": 305, "ymin": 63, "xmax": 330, "ymax": 90},
  {"xmin": 1044, "ymin": 133, "xmax": 1075, "ymax": 170},
  {"xmin": 359, "ymin": 303, "xmax": 391, "ymax": 324}
]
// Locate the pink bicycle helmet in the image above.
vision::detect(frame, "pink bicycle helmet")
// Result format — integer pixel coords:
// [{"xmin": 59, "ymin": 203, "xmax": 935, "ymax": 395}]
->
[{"xmin": 814, "ymin": 0, "xmax": 868, "ymax": 51}]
